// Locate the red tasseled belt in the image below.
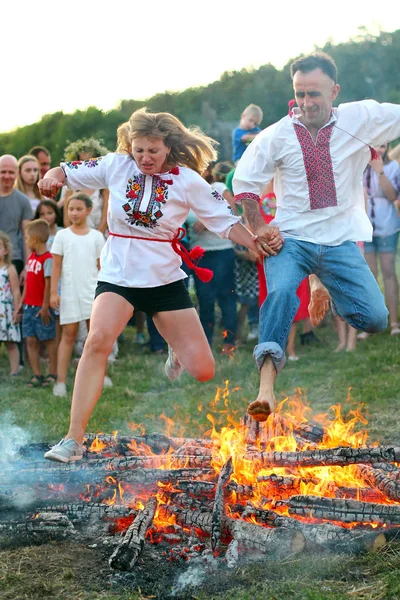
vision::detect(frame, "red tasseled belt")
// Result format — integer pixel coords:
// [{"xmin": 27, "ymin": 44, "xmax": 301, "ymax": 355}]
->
[{"xmin": 108, "ymin": 227, "xmax": 213, "ymax": 282}]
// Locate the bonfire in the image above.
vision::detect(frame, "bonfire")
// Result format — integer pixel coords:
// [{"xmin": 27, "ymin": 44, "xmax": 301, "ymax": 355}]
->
[{"xmin": 1, "ymin": 384, "xmax": 400, "ymax": 571}]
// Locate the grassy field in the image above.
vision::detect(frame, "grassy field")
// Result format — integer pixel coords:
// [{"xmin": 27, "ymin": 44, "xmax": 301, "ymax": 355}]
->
[{"xmin": 0, "ymin": 310, "xmax": 400, "ymax": 599}]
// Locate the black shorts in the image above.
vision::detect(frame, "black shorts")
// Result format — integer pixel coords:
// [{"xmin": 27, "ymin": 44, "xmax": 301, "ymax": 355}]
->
[{"xmin": 95, "ymin": 279, "xmax": 194, "ymax": 316}]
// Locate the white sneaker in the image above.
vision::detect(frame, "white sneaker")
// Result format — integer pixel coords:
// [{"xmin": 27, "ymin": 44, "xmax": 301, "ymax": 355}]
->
[
  {"xmin": 103, "ymin": 375, "xmax": 113, "ymax": 388},
  {"xmin": 44, "ymin": 438, "xmax": 83, "ymax": 463},
  {"xmin": 53, "ymin": 382, "xmax": 67, "ymax": 397},
  {"xmin": 357, "ymin": 332, "xmax": 369, "ymax": 340},
  {"xmin": 247, "ymin": 326, "xmax": 259, "ymax": 341},
  {"xmin": 165, "ymin": 346, "xmax": 184, "ymax": 380},
  {"xmin": 288, "ymin": 355, "xmax": 299, "ymax": 361}
]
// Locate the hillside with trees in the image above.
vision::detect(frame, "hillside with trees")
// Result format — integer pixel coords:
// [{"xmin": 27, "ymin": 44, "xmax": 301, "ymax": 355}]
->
[{"xmin": 1, "ymin": 27, "xmax": 399, "ymax": 163}]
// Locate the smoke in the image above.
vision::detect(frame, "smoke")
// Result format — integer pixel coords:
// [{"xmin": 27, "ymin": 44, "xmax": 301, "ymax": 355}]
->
[
  {"xmin": 170, "ymin": 552, "xmax": 219, "ymax": 596},
  {"xmin": 0, "ymin": 412, "xmax": 32, "ymax": 463}
]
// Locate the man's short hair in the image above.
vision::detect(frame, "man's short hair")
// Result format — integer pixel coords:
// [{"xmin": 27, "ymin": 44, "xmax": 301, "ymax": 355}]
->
[
  {"xmin": 28, "ymin": 146, "xmax": 51, "ymax": 158},
  {"xmin": 290, "ymin": 51, "xmax": 338, "ymax": 84},
  {"xmin": 26, "ymin": 219, "xmax": 49, "ymax": 243}
]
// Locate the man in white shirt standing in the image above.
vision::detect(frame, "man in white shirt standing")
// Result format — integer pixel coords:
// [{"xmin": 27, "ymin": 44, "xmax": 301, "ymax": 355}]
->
[{"xmin": 233, "ymin": 51, "xmax": 400, "ymax": 423}]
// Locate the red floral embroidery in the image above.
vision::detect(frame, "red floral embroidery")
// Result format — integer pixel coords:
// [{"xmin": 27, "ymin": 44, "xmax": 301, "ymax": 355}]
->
[
  {"xmin": 234, "ymin": 192, "xmax": 261, "ymax": 204},
  {"xmin": 293, "ymin": 123, "xmax": 337, "ymax": 210},
  {"xmin": 169, "ymin": 166, "xmax": 180, "ymax": 175}
]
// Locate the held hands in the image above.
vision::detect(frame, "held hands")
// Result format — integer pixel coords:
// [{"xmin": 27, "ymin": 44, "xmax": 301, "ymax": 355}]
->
[
  {"xmin": 12, "ymin": 310, "xmax": 22, "ymax": 325},
  {"xmin": 38, "ymin": 178, "xmax": 63, "ymax": 199},
  {"xmin": 50, "ymin": 293, "xmax": 60, "ymax": 311},
  {"xmin": 253, "ymin": 224, "xmax": 283, "ymax": 258}
]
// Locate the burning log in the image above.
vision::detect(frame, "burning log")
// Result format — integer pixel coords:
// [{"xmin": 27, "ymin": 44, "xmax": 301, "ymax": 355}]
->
[
  {"xmin": 245, "ymin": 445, "xmax": 400, "ymax": 468},
  {"xmin": 358, "ymin": 465, "xmax": 400, "ymax": 502},
  {"xmin": 0, "ymin": 512, "xmax": 75, "ymax": 544},
  {"xmin": 175, "ymin": 480, "xmax": 216, "ymax": 496},
  {"xmin": 109, "ymin": 497, "xmax": 157, "ymax": 570},
  {"xmin": 334, "ymin": 487, "xmax": 386, "ymax": 503},
  {"xmin": 161, "ymin": 491, "xmax": 213, "ymax": 512},
  {"xmin": 271, "ymin": 416, "xmax": 325, "ymax": 444},
  {"xmin": 227, "ymin": 518, "xmax": 305, "ymax": 556},
  {"xmin": 371, "ymin": 462, "xmax": 400, "ymax": 481},
  {"xmin": 257, "ymin": 474, "xmax": 319, "ymax": 498},
  {"xmin": 237, "ymin": 505, "xmax": 390, "ymax": 553},
  {"xmin": 83, "ymin": 433, "xmax": 214, "ymax": 455},
  {"xmin": 0, "ymin": 459, "xmax": 215, "ymax": 486},
  {"xmin": 159, "ymin": 505, "xmax": 305, "ymax": 557},
  {"xmin": 212, "ymin": 457, "xmax": 233, "ymax": 553},
  {"xmin": 35, "ymin": 502, "xmax": 135, "ymax": 521},
  {"xmin": 226, "ymin": 481, "xmax": 254, "ymax": 499},
  {"xmin": 287, "ymin": 495, "xmax": 400, "ymax": 525}
]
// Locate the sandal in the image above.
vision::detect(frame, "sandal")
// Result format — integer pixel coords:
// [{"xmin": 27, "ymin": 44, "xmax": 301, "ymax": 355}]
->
[
  {"xmin": 42, "ymin": 374, "xmax": 57, "ymax": 387},
  {"xmin": 26, "ymin": 375, "xmax": 44, "ymax": 388}
]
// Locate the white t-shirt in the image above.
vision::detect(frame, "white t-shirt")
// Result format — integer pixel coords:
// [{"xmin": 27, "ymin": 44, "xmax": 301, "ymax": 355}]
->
[
  {"xmin": 364, "ymin": 161, "xmax": 400, "ymax": 237},
  {"xmin": 61, "ymin": 154, "xmax": 240, "ymax": 287},
  {"xmin": 233, "ymin": 99, "xmax": 400, "ymax": 246},
  {"xmin": 51, "ymin": 227, "xmax": 105, "ymax": 324}
]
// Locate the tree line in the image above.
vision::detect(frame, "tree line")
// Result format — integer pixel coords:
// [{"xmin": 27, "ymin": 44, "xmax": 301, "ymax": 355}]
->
[{"xmin": 1, "ymin": 27, "xmax": 399, "ymax": 164}]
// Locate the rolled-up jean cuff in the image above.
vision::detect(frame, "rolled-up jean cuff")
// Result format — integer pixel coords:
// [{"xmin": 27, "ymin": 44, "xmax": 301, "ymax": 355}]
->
[{"xmin": 253, "ymin": 342, "xmax": 286, "ymax": 372}]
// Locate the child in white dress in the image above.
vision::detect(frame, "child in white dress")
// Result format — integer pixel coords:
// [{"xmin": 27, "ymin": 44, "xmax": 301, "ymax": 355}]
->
[
  {"xmin": 50, "ymin": 193, "xmax": 105, "ymax": 396},
  {"xmin": 0, "ymin": 232, "xmax": 22, "ymax": 375}
]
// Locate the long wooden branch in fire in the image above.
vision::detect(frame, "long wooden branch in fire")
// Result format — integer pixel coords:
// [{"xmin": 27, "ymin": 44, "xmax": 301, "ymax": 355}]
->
[
  {"xmin": 245, "ymin": 445, "xmax": 400, "ymax": 468},
  {"xmin": 286, "ymin": 495, "xmax": 400, "ymax": 525},
  {"xmin": 235, "ymin": 505, "xmax": 392, "ymax": 553},
  {"xmin": 83, "ymin": 433, "xmax": 214, "ymax": 454},
  {"xmin": 109, "ymin": 496, "xmax": 157, "ymax": 571},
  {"xmin": 211, "ymin": 457, "xmax": 233, "ymax": 553},
  {"xmin": 0, "ymin": 458, "xmax": 215, "ymax": 486}
]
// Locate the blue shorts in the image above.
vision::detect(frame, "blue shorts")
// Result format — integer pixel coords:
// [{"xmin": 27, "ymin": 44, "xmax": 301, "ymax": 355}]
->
[
  {"xmin": 364, "ymin": 232, "xmax": 399, "ymax": 254},
  {"xmin": 22, "ymin": 305, "xmax": 56, "ymax": 341}
]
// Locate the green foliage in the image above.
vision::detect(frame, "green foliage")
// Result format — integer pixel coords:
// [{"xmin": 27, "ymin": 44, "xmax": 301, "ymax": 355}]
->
[{"xmin": 1, "ymin": 28, "xmax": 400, "ymax": 164}]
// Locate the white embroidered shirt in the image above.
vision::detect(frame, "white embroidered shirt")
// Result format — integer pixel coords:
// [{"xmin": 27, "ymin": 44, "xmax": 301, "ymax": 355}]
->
[
  {"xmin": 61, "ymin": 153, "xmax": 240, "ymax": 287},
  {"xmin": 233, "ymin": 100, "xmax": 400, "ymax": 245}
]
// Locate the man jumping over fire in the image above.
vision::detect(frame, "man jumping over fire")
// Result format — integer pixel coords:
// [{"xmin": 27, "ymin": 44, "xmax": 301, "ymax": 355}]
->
[{"xmin": 233, "ymin": 51, "xmax": 400, "ymax": 422}]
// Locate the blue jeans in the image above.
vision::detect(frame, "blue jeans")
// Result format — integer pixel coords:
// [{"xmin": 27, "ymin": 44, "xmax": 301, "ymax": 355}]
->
[
  {"xmin": 255, "ymin": 239, "xmax": 388, "ymax": 373},
  {"xmin": 194, "ymin": 248, "xmax": 237, "ymax": 346}
]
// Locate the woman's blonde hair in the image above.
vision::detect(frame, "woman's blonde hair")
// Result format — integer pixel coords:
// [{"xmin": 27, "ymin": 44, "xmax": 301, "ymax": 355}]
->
[
  {"xmin": 0, "ymin": 231, "xmax": 13, "ymax": 265},
  {"xmin": 116, "ymin": 108, "xmax": 218, "ymax": 174},
  {"xmin": 389, "ymin": 143, "xmax": 400, "ymax": 163},
  {"xmin": 16, "ymin": 155, "xmax": 42, "ymax": 200}
]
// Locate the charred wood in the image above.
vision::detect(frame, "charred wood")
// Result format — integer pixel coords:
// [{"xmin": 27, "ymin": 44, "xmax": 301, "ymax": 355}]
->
[
  {"xmin": 212, "ymin": 457, "xmax": 233, "ymax": 553},
  {"xmin": 358, "ymin": 465, "xmax": 400, "ymax": 502},
  {"xmin": 245, "ymin": 446, "xmax": 400, "ymax": 468},
  {"xmin": 238, "ymin": 505, "xmax": 390, "ymax": 553},
  {"xmin": 159, "ymin": 505, "xmax": 305, "ymax": 556},
  {"xmin": 0, "ymin": 512, "xmax": 75, "ymax": 544},
  {"xmin": 109, "ymin": 497, "xmax": 157, "ymax": 570},
  {"xmin": 287, "ymin": 495, "xmax": 400, "ymax": 525}
]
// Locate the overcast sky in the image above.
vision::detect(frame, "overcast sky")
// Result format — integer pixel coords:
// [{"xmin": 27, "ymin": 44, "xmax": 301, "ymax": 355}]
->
[{"xmin": 2, "ymin": 0, "xmax": 399, "ymax": 133}]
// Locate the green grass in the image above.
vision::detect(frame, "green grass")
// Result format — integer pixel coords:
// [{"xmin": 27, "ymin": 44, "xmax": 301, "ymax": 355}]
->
[{"xmin": 1, "ymin": 312, "xmax": 400, "ymax": 599}]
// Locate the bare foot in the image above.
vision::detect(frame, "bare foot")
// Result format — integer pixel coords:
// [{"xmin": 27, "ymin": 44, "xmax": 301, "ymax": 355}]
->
[
  {"xmin": 308, "ymin": 275, "xmax": 331, "ymax": 327},
  {"xmin": 248, "ymin": 396, "xmax": 275, "ymax": 422}
]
